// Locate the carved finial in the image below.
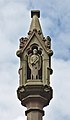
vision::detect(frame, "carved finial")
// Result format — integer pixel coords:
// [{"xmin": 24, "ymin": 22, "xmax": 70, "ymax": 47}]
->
[{"xmin": 31, "ymin": 10, "xmax": 40, "ymax": 18}]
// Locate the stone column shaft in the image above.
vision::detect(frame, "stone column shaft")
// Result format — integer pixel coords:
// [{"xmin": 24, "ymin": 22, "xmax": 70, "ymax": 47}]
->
[
  {"xmin": 26, "ymin": 109, "xmax": 44, "ymax": 120},
  {"xmin": 25, "ymin": 100, "xmax": 44, "ymax": 120}
]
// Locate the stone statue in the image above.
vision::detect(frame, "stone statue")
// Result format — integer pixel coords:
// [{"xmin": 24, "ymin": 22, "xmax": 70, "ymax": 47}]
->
[{"xmin": 28, "ymin": 48, "xmax": 41, "ymax": 79}]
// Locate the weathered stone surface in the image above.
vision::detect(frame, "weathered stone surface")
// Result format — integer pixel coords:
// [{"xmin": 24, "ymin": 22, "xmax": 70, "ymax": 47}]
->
[{"xmin": 16, "ymin": 10, "xmax": 53, "ymax": 120}]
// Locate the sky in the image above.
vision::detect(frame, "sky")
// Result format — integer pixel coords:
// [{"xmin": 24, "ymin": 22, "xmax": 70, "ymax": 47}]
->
[{"xmin": 0, "ymin": 0, "xmax": 70, "ymax": 120}]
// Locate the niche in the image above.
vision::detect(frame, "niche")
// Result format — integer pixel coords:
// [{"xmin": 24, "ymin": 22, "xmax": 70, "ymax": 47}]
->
[{"xmin": 27, "ymin": 44, "xmax": 42, "ymax": 80}]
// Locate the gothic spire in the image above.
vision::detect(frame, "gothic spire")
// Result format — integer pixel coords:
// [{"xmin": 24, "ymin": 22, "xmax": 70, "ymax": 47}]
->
[{"xmin": 29, "ymin": 10, "xmax": 43, "ymax": 37}]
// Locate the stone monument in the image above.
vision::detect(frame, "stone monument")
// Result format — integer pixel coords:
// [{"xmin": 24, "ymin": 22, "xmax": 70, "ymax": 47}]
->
[{"xmin": 16, "ymin": 10, "xmax": 53, "ymax": 120}]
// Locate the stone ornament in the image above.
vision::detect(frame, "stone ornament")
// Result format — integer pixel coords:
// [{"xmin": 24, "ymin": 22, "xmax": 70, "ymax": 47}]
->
[{"xmin": 28, "ymin": 48, "xmax": 41, "ymax": 80}]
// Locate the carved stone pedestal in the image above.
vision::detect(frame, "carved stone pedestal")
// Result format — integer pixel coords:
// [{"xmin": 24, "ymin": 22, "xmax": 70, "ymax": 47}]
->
[{"xmin": 17, "ymin": 81, "xmax": 53, "ymax": 120}]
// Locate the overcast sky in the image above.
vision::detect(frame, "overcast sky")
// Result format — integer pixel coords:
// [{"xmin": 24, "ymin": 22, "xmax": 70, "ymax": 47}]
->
[{"xmin": 0, "ymin": 0, "xmax": 70, "ymax": 120}]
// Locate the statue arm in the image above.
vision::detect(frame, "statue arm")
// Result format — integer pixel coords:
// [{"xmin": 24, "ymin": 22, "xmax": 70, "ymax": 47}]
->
[
  {"xmin": 30, "ymin": 59, "xmax": 34, "ymax": 64},
  {"xmin": 33, "ymin": 57, "xmax": 39, "ymax": 64}
]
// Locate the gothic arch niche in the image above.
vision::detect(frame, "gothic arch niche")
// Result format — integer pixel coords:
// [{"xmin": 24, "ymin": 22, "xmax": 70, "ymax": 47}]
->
[{"xmin": 27, "ymin": 44, "xmax": 42, "ymax": 80}]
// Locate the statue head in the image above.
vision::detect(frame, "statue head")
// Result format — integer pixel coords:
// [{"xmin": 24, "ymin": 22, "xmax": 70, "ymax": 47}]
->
[{"xmin": 33, "ymin": 49, "xmax": 37, "ymax": 54}]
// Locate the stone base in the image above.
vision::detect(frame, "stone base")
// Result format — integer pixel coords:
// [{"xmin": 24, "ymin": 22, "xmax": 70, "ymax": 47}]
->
[{"xmin": 17, "ymin": 83, "xmax": 53, "ymax": 120}]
